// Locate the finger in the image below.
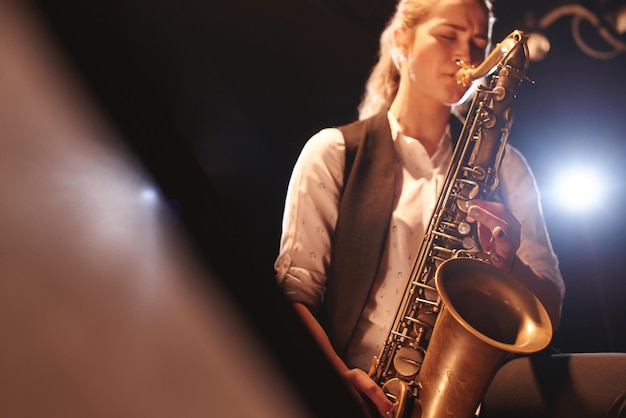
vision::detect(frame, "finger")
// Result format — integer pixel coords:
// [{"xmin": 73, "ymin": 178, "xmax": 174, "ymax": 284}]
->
[
  {"xmin": 489, "ymin": 227, "xmax": 515, "ymax": 271},
  {"xmin": 477, "ymin": 223, "xmax": 495, "ymax": 253},
  {"xmin": 355, "ymin": 373, "xmax": 393, "ymax": 416},
  {"xmin": 466, "ymin": 199, "xmax": 510, "ymax": 218},
  {"xmin": 467, "ymin": 201, "xmax": 521, "ymax": 249},
  {"xmin": 466, "ymin": 200, "xmax": 521, "ymax": 240},
  {"xmin": 489, "ymin": 250, "xmax": 512, "ymax": 271},
  {"xmin": 466, "ymin": 203, "xmax": 508, "ymax": 233},
  {"xmin": 345, "ymin": 369, "xmax": 393, "ymax": 417},
  {"xmin": 492, "ymin": 226, "xmax": 514, "ymax": 257}
]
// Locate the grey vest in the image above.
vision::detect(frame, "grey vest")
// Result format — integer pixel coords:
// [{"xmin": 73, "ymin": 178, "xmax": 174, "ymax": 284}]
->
[
  {"xmin": 322, "ymin": 111, "xmax": 396, "ymax": 356},
  {"xmin": 321, "ymin": 111, "xmax": 463, "ymax": 356}
]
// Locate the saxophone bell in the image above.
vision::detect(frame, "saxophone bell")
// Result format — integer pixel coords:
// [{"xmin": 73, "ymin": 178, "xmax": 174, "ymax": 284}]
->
[{"xmin": 416, "ymin": 258, "xmax": 552, "ymax": 418}]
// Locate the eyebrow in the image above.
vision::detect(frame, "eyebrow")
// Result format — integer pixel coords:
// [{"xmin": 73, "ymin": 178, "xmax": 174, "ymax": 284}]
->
[{"xmin": 441, "ymin": 23, "xmax": 489, "ymax": 41}]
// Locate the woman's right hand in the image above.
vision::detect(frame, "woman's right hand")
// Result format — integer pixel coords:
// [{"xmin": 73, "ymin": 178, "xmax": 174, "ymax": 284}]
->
[
  {"xmin": 342, "ymin": 368, "xmax": 394, "ymax": 417},
  {"xmin": 291, "ymin": 304, "xmax": 394, "ymax": 416}
]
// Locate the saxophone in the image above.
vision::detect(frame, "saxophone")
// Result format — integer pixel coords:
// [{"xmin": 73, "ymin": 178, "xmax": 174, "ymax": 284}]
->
[{"xmin": 368, "ymin": 30, "xmax": 553, "ymax": 418}]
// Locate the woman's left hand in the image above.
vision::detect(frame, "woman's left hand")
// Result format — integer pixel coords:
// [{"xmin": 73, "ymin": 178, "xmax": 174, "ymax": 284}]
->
[{"xmin": 466, "ymin": 199, "xmax": 521, "ymax": 272}]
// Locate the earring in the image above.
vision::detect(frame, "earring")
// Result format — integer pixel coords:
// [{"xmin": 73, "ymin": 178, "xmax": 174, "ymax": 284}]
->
[
  {"xmin": 408, "ymin": 54, "xmax": 416, "ymax": 81},
  {"xmin": 392, "ymin": 48, "xmax": 408, "ymax": 70}
]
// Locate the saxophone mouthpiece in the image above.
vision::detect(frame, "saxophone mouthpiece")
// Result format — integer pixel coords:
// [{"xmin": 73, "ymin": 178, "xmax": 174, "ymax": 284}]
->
[
  {"xmin": 455, "ymin": 60, "xmax": 474, "ymax": 87},
  {"xmin": 454, "ymin": 30, "xmax": 530, "ymax": 88}
]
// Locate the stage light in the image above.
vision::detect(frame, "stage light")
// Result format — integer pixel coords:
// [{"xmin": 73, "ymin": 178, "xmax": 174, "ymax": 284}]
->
[{"xmin": 551, "ymin": 166, "xmax": 606, "ymax": 214}]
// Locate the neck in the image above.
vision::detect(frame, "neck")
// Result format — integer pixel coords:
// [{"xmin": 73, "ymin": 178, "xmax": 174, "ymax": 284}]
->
[{"xmin": 389, "ymin": 88, "xmax": 450, "ymax": 157}]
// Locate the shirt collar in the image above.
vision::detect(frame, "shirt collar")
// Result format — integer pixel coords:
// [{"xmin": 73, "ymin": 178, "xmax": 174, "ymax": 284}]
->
[{"xmin": 386, "ymin": 110, "xmax": 453, "ymax": 160}]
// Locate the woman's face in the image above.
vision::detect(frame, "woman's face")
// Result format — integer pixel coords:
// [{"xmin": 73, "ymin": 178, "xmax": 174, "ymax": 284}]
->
[{"xmin": 400, "ymin": 0, "xmax": 490, "ymax": 106}]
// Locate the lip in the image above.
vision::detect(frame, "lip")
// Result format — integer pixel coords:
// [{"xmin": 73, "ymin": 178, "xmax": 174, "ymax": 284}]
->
[
  {"xmin": 446, "ymin": 73, "xmax": 462, "ymax": 84},
  {"xmin": 446, "ymin": 68, "xmax": 462, "ymax": 77}
]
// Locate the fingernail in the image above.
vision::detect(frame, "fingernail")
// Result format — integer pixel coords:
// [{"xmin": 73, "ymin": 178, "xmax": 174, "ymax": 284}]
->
[{"xmin": 468, "ymin": 206, "xmax": 480, "ymax": 217}]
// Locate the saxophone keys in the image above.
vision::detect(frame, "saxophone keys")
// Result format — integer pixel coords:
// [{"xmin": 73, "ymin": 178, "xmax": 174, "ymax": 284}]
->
[
  {"xmin": 393, "ymin": 346, "xmax": 425, "ymax": 377},
  {"xmin": 458, "ymin": 221, "xmax": 471, "ymax": 235},
  {"xmin": 413, "ymin": 312, "xmax": 436, "ymax": 341},
  {"xmin": 382, "ymin": 379, "xmax": 412, "ymax": 418},
  {"xmin": 462, "ymin": 236, "xmax": 476, "ymax": 249}
]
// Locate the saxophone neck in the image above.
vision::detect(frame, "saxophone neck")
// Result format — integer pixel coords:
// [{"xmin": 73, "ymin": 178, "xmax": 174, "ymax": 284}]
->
[{"xmin": 455, "ymin": 30, "xmax": 530, "ymax": 87}]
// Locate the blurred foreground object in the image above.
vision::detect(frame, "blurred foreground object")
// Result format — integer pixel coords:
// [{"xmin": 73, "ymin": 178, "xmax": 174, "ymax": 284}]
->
[{"xmin": 0, "ymin": 1, "xmax": 358, "ymax": 417}]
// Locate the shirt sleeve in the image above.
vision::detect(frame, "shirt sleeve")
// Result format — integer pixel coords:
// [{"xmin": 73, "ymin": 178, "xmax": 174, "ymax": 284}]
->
[
  {"xmin": 274, "ymin": 128, "xmax": 345, "ymax": 312},
  {"xmin": 500, "ymin": 145, "xmax": 566, "ymax": 300}
]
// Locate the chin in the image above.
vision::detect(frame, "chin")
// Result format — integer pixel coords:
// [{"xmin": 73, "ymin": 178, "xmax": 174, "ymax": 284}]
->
[{"xmin": 445, "ymin": 83, "xmax": 477, "ymax": 107}]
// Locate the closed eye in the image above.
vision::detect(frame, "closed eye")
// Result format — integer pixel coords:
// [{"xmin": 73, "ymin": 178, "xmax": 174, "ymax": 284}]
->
[
  {"xmin": 474, "ymin": 39, "xmax": 489, "ymax": 51},
  {"xmin": 439, "ymin": 34, "xmax": 456, "ymax": 41}
]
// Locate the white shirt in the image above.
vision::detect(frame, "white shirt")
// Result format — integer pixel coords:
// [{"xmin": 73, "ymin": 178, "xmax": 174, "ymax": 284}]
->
[{"xmin": 275, "ymin": 112, "xmax": 564, "ymax": 371}]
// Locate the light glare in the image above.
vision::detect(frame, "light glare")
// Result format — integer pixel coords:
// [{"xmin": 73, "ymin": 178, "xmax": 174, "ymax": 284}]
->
[
  {"xmin": 553, "ymin": 167, "xmax": 604, "ymax": 213},
  {"xmin": 140, "ymin": 187, "xmax": 160, "ymax": 205}
]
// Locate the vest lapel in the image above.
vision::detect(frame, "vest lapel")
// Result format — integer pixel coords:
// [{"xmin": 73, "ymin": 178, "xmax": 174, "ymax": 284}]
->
[{"xmin": 324, "ymin": 112, "xmax": 395, "ymax": 356}]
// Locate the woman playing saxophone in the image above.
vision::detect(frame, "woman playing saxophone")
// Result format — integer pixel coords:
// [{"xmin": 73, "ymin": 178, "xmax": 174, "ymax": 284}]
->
[{"xmin": 274, "ymin": 0, "xmax": 626, "ymax": 416}]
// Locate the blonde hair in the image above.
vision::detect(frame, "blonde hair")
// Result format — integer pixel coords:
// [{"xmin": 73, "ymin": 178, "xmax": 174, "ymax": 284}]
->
[{"xmin": 357, "ymin": 0, "xmax": 495, "ymax": 120}]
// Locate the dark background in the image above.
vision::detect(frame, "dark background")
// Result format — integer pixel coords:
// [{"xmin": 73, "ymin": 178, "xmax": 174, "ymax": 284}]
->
[{"xmin": 31, "ymin": 0, "xmax": 626, "ymax": 358}]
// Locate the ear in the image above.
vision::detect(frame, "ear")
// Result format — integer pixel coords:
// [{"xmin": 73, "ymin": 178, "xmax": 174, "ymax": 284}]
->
[{"xmin": 393, "ymin": 27, "xmax": 409, "ymax": 58}]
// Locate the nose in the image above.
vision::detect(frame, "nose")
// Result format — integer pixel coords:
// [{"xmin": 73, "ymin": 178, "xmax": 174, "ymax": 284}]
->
[
  {"xmin": 454, "ymin": 42, "xmax": 472, "ymax": 67},
  {"xmin": 455, "ymin": 41, "xmax": 484, "ymax": 67}
]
